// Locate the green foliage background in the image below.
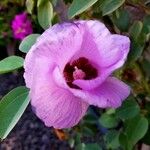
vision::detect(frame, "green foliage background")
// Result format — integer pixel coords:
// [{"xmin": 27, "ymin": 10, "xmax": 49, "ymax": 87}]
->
[{"xmin": 0, "ymin": 0, "xmax": 150, "ymax": 149}]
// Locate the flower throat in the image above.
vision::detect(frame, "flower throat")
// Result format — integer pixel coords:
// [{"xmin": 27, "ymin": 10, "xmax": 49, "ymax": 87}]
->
[{"xmin": 63, "ymin": 57, "xmax": 98, "ymax": 89}]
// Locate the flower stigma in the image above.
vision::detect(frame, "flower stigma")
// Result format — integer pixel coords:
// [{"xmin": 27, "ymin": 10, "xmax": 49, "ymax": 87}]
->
[{"xmin": 63, "ymin": 57, "xmax": 98, "ymax": 89}]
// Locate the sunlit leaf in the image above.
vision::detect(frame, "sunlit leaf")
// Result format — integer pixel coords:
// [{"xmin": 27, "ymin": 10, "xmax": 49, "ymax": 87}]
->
[
  {"xmin": 0, "ymin": 87, "xmax": 29, "ymax": 140},
  {"xmin": 19, "ymin": 34, "xmax": 40, "ymax": 53},
  {"xmin": 37, "ymin": 0, "xmax": 53, "ymax": 29},
  {"xmin": 0, "ymin": 56, "xmax": 24, "ymax": 74},
  {"xmin": 68, "ymin": 0, "xmax": 98, "ymax": 18},
  {"xmin": 100, "ymin": 0, "xmax": 125, "ymax": 16},
  {"xmin": 26, "ymin": 0, "xmax": 34, "ymax": 14}
]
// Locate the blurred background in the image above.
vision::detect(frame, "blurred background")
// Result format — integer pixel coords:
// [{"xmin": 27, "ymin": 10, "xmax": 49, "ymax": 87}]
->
[{"xmin": 0, "ymin": 0, "xmax": 150, "ymax": 149}]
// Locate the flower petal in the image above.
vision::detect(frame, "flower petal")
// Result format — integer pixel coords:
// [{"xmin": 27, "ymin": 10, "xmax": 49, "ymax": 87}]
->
[
  {"xmin": 70, "ymin": 77, "xmax": 130, "ymax": 108},
  {"xmin": 71, "ymin": 21, "xmax": 130, "ymax": 90},
  {"xmin": 32, "ymin": 86, "xmax": 89, "ymax": 128},
  {"xmin": 98, "ymin": 34, "xmax": 130, "ymax": 68},
  {"xmin": 72, "ymin": 34, "xmax": 130, "ymax": 90},
  {"xmin": 36, "ymin": 23, "xmax": 84, "ymax": 69},
  {"xmin": 73, "ymin": 68, "xmax": 111, "ymax": 90},
  {"xmin": 71, "ymin": 20, "xmax": 110, "ymax": 65},
  {"xmin": 72, "ymin": 21, "xmax": 130, "ymax": 69},
  {"xmin": 80, "ymin": 21, "xmax": 130, "ymax": 68},
  {"xmin": 24, "ymin": 22, "xmax": 83, "ymax": 88},
  {"xmin": 28, "ymin": 57, "xmax": 88, "ymax": 129}
]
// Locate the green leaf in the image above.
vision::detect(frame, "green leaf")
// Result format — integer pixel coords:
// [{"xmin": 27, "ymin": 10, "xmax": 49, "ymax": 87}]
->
[
  {"xmin": 37, "ymin": 0, "xmax": 47, "ymax": 7},
  {"xmin": 142, "ymin": 15, "xmax": 150, "ymax": 34},
  {"xmin": 128, "ymin": 35, "xmax": 146, "ymax": 62},
  {"xmin": 84, "ymin": 143, "xmax": 102, "ymax": 150},
  {"xmin": 81, "ymin": 114, "xmax": 98, "ymax": 136},
  {"xmin": 129, "ymin": 21, "xmax": 143, "ymax": 41},
  {"xmin": 69, "ymin": 138, "xmax": 75, "ymax": 148},
  {"xmin": 100, "ymin": 0, "xmax": 125, "ymax": 16},
  {"xmin": 105, "ymin": 130, "xmax": 120, "ymax": 149},
  {"xmin": 106, "ymin": 108, "xmax": 115, "ymax": 115},
  {"xmin": 113, "ymin": 9, "xmax": 130, "ymax": 31},
  {"xmin": 142, "ymin": 125, "xmax": 150, "ymax": 145},
  {"xmin": 0, "ymin": 87, "xmax": 29, "ymax": 140},
  {"xmin": 82, "ymin": 126, "xmax": 95, "ymax": 136},
  {"xmin": 68, "ymin": 0, "xmax": 98, "ymax": 18},
  {"xmin": 19, "ymin": 34, "xmax": 40, "ymax": 53},
  {"xmin": 128, "ymin": 21, "xmax": 146, "ymax": 63},
  {"xmin": 119, "ymin": 133, "xmax": 132, "ymax": 150},
  {"xmin": 142, "ymin": 15, "xmax": 150, "ymax": 42},
  {"xmin": 76, "ymin": 143, "xmax": 85, "ymax": 150},
  {"xmin": 142, "ymin": 102, "xmax": 150, "ymax": 145},
  {"xmin": 125, "ymin": 115, "xmax": 148, "ymax": 145},
  {"xmin": 120, "ymin": 115, "xmax": 149, "ymax": 150},
  {"xmin": 0, "ymin": 56, "xmax": 24, "ymax": 74},
  {"xmin": 141, "ymin": 59, "xmax": 150, "ymax": 77},
  {"xmin": 116, "ymin": 97, "xmax": 140, "ymax": 120},
  {"xmin": 37, "ymin": 0, "xmax": 53, "ymax": 29},
  {"xmin": 26, "ymin": 0, "xmax": 34, "ymax": 14},
  {"xmin": 83, "ymin": 114, "xmax": 97, "ymax": 124},
  {"xmin": 99, "ymin": 113, "xmax": 119, "ymax": 128}
]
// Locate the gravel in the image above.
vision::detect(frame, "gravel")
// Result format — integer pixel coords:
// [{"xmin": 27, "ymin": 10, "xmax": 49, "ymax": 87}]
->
[{"xmin": 0, "ymin": 73, "xmax": 71, "ymax": 150}]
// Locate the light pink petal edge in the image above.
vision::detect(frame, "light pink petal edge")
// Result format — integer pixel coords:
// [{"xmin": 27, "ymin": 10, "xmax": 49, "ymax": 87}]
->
[
  {"xmin": 27, "ymin": 56, "xmax": 89, "ymax": 129},
  {"xmin": 70, "ymin": 77, "xmax": 130, "ymax": 108},
  {"xmin": 24, "ymin": 22, "xmax": 83, "ymax": 88},
  {"xmin": 73, "ymin": 34, "xmax": 130, "ymax": 90}
]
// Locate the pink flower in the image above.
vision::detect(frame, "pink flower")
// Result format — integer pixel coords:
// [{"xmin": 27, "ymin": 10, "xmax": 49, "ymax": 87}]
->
[
  {"xmin": 11, "ymin": 12, "xmax": 33, "ymax": 40},
  {"xmin": 24, "ymin": 20, "xmax": 130, "ymax": 129}
]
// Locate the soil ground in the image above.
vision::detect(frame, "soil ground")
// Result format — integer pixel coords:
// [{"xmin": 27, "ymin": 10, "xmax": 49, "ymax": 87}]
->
[{"xmin": 0, "ymin": 73, "xmax": 71, "ymax": 150}]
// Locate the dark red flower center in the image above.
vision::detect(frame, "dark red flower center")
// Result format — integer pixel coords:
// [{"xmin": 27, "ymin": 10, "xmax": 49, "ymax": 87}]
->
[{"xmin": 63, "ymin": 57, "xmax": 98, "ymax": 89}]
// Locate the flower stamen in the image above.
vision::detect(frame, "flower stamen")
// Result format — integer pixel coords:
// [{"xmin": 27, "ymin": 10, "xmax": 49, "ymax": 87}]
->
[
  {"xmin": 63, "ymin": 57, "xmax": 98, "ymax": 89},
  {"xmin": 73, "ymin": 66, "xmax": 86, "ymax": 80}
]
